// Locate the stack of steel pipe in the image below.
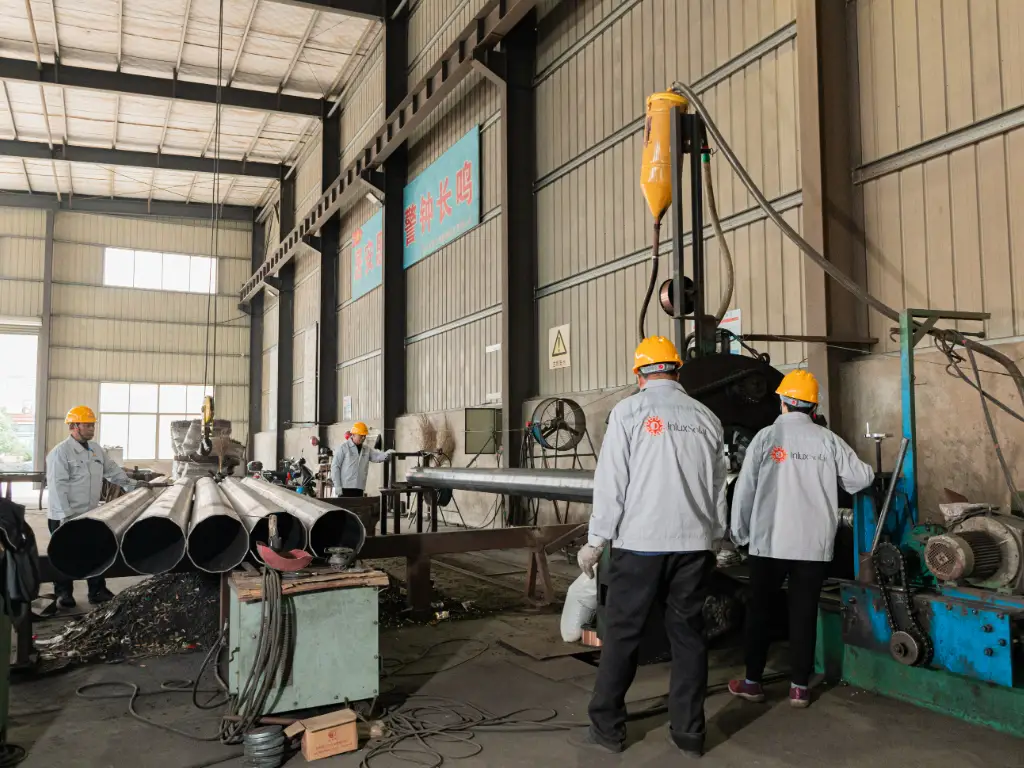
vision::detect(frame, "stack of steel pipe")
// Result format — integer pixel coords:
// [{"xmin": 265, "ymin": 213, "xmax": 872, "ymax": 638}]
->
[
  {"xmin": 47, "ymin": 485, "xmax": 166, "ymax": 579},
  {"xmin": 120, "ymin": 478, "xmax": 195, "ymax": 575},
  {"xmin": 240, "ymin": 477, "xmax": 366, "ymax": 558},
  {"xmin": 187, "ymin": 477, "xmax": 249, "ymax": 573},
  {"xmin": 220, "ymin": 477, "xmax": 306, "ymax": 562}
]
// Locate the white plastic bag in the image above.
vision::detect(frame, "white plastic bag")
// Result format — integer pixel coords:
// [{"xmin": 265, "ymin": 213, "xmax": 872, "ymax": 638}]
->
[{"xmin": 560, "ymin": 568, "xmax": 599, "ymax": 643}]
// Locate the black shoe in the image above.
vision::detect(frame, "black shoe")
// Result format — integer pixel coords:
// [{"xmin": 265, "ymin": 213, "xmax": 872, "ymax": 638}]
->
[
  {"xmin": 669, "ymin": 730, "xmax": 704, "ymax": 758},
  {"xmin": 57, "ymin": 594, "xmax": 76, "ymax": 609},
  {"xmin": 88, "ymin": 588, "xmax": 115, "ymax": 605},
  {"xmin": 568, "ymin": 727, "xmax": 623, "ymax": 754}
]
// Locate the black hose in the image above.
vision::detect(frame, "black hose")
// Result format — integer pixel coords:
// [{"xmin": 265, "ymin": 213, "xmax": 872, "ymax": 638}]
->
[{"xmin": 639, "ymin": 218, "xmax": 662, "ymax": 341}]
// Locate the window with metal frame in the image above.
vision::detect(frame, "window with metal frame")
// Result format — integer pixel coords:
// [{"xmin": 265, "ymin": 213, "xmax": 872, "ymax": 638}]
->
[
  {"xmin": 99, "ymin": 383, "xmax": 213, "ymax": 461},
  {"xmin": 102, "ymin": 248, "xmax": 218, "ymax": 294}
]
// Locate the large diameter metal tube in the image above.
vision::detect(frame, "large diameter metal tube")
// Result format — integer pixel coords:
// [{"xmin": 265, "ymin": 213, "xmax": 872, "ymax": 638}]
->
[
  {"xmin": 47, "ymin": 486, "xmax": 163, "ymax": 579},
  {"xmin": 120, "ymin": 478, "xmax": 195, "ymax": 575},
  {"xmin": 221, "ymin": 477, "xmax": 306, "ymax": 561},
  {"xmin": 188, "ymin": 477, "xmax": 248, "ymax": 573},
  {"xmin": 240, "ymin": 478, "xmax": 366, "ymax": 558},
  {"xmin": 406, "ymin": 467, "xmax": 595, "ymax": 504}
]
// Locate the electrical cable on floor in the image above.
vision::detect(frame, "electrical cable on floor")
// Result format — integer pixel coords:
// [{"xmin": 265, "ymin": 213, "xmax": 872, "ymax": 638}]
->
[{"xmin": 0, "ymin": 745, "xmax": 25, "ymax": 767}]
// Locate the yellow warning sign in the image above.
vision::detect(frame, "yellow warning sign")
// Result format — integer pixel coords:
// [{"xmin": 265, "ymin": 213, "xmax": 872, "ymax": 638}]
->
[{"xmin": 549, "ymin": 324, "xmax": 570, "ymax": 370}]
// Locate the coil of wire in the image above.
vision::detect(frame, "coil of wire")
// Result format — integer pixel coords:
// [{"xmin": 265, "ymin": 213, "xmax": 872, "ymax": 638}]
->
[{"xmin": 242, "ymin": 725, "xmax": 286, "ymax": 767}]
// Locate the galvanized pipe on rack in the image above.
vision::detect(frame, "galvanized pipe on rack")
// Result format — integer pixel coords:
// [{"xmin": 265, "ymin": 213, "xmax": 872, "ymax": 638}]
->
[{"xmin": 120, "ymin": 478, "xmax": 195, "ymax": 575}]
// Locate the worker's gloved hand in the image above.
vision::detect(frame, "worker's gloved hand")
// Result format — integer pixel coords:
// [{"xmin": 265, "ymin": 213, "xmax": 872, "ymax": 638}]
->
[
  {"xmin": 577, "ymin": 544, "xmax": 603, "ymax": 579},
  {"xmin": 384, "ymin": 449, "xmax": 396, "ymax": 456},
  {"xmin": 137, "ymin": 480, "xmax": 172, "ymax": 489}
]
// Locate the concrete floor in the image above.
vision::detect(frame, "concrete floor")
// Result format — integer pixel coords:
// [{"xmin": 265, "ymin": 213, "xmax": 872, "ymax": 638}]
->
[{"xmin": 9, "ymin": 614, "xmax": 1023, "ymax": 768}]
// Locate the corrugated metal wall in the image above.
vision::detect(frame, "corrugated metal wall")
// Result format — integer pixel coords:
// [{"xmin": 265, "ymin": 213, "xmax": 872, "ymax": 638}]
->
[
  {"xmin": 46, "ymin": 211, "xmax": 251, "ymax": 452},
  {"xmin": 535, "ymin": 0, "xmax": 804, "ymax": 397},
  {"xmin": 853, "ymin": 0, "xmax": 1024, "ymax": 351},
  {"xmin": 0, "ymin": 207, "xmax": 46, "ymax": 317}
]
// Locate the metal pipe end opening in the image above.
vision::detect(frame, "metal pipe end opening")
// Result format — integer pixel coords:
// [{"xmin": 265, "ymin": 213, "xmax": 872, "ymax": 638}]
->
[
  {"xmin": 48, "ymin": 518, "xmax": 118, "ymax": 580},
  {"xmin": 249, "ymin": 512, "xmax": 306, "ymax": 563},
  {"xmin": 188, "ymin": 515, "xmax": 249, "ymax": 573},
  {"xmin": 308, "ymin": 509, "xmax": 367, "ymax": 559},
  {"xmin": 121, "ymin": 517, "xmax": 186, "ymax": 575}
]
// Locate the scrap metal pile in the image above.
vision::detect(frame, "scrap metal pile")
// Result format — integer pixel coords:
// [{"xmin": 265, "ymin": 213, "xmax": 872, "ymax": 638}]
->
[{"xmin": 37, "ymin": 573, "xmax": 221, "ymax": 665}]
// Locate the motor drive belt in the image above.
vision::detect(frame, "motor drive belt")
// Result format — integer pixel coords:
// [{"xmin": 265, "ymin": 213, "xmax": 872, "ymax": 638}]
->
[{"xmin": 872, "ymin": 542, "xmax": 933, "ymax": 666}]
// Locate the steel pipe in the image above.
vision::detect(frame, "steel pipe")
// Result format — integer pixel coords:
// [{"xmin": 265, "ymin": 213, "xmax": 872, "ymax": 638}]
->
[
  {"xmin": 120, "ymin": 478, "xmax": 195, "ymax": 575},
  {"xmin": 220, "ymin": 477, "xmax": 306, "ymax": 561},
  {"xmin": 405, "ymin": 467, "xmax": 595, "ymax": 503},
  {"xmin": 188, "ymin": 477, "xmax": 249, "ymax": 573},
  {"xmin": 240, "ymin": 478, "xmax": 366, "ymax": 558},
  {"xmin": 47, "ymin": 486, "xmax": 163, "ymax": 579}
]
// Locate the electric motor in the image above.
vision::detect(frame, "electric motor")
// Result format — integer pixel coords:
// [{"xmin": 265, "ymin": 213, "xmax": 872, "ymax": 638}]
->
[{"xmin": 924, "ymin": 513, "xmax": 1024, "ymax": 593}]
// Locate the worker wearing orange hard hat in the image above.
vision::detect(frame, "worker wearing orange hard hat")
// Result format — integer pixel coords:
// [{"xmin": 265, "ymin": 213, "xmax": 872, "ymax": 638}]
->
[
  {"xmin": 330, "ymin": 421, "xmax": 394, "ymax": 498},
  {"xmin": 729, "ymin": 370, "xmax": 874, "ymax": 708},
  {"xmin": 45, "ymin": 406, "xmax": 138, "ymax": 608},
  {"xmin": 572, "ymin": 336, "xmax": 727, "ymax": 758}
]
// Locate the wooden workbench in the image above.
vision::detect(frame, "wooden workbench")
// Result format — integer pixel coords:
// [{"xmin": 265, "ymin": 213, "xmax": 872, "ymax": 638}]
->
[{"xmin": 229, "ymin": 566, "xmax": 389, "ymax": 602}]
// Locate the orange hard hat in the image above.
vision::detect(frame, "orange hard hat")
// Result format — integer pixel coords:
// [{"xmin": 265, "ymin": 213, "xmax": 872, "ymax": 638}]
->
[
  {"xmin": 351, "ymin": 422, "xmax": 369, "ymax": 436},
  {"xmin": 65, "ymin": 405, "xmax": 97, "ymax": 424},
  {"xmin": 776, "ymin": 369, "xmax": 819, "ymax": 405},
  {"xmin": 633, "ymin": 335, "xmax": 683, "ymax": 374}
]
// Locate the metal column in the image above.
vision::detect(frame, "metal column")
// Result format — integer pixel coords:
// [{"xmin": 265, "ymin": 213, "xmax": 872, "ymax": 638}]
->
[
  {"xmin": 317, "ymin": 105, "xmax": 341, "ymax": 440},
  {"xmin": 33, "ymin": 209, "xmax": 53, "ymax": 474},
  {"xmin": 498, "ymin": 14, "xmax": 538, "ymax": 479},
  {"xmin": 381, "ymin": 0, "xmax": 409, "ymax": 448},
  {"xmin": 247, "ymin": 214, "xmax": 266, "ymax": 457},
  {"xmin": 275, "ymin": 169, "xmax": 296, "ymax": 463}
]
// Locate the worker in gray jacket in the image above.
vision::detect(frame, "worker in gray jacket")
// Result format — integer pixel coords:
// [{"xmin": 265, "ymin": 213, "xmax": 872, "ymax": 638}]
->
[
  {"xmin": 330, "ymin": 421, "xmax": 393, "ymax": 497},
  {"xmin": 728, "ymin": 370, "xmax": 874, "ymax": 708},
  {"xmin": 46, "ymin": 405, "xmax": 138, "ymax": 608},
  {"xmin": 570, "ymin": 336, "xmax": 728, "ymax": 758}
]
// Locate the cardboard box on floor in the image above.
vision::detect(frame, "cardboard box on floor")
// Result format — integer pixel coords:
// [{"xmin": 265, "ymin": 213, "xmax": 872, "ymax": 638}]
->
[{"xmin": 284, "ymin": 708, "xmax": 358, "ymax": 761}]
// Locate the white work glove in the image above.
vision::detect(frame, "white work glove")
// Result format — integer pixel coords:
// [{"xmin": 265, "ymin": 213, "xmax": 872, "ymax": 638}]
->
[
  {"xmin": 577, "ymin": 544, "xmax": 604, "ymax": 579},
  {"xmin": 384, "ymin": 449, "xmax": 396, "ymax": 456}
]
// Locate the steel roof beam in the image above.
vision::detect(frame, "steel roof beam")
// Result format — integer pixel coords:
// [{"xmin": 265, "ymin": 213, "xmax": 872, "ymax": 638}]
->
[
  {"xmin": 0, "ymin": 57, "xmax": 324, "ymax": 116},
  {"xmin": 0, "ymin": 191, "xmax": 253, "ymax": 221},
  {"xmin": 240, "ymin": 0, "xmax": 538, "ymax": 302},
  {"xmin": 0, "ymin": 138, "xmax": 283, "ymax": 178},
  {"xmin": 265, "ymin": 0, "xmax": 384, "ymax": 20}
]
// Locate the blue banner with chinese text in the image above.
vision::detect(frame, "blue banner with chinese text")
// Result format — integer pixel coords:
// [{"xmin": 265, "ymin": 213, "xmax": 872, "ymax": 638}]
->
[
  {"xmin": 402, "ymin": 126, "xmax": 481, "ymax": 268},
  {"xmin": 351, "ymin": 208, "xmax": 383, "ymax": 300}
]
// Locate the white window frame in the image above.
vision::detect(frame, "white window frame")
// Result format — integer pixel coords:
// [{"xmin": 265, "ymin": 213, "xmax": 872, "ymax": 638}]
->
[
  {"xmin": 102, "ymin": 248, "xmax": 218, "ymax": 295},
  {"xmin": 99, "ymin": 383, "xmax": 214, "ymax": 461}
]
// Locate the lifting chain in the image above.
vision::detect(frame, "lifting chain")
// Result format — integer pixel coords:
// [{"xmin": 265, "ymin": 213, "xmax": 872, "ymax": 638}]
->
[{"xmin": 873, "ymin": 542, "xmax": 933, "ymax": 667}]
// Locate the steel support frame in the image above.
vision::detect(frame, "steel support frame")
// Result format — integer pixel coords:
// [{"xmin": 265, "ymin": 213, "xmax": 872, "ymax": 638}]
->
[
  {"xmin": 240, "ymin": 0, "xmax": 541, "ymax": 302},
  {"xmin": 247, "ymin": 214, "xmax": 266, "ymax": 458},
  {"xmin": 0, "ymin": 56, "xmax": 323, "ymax": 117},
  {"xmin": 381, "ymin": 0, "xmax": 409, "ymax": 448},
  {"xmin": 0, "ymin": 138, "xmax": 282, "ymax": 178},
  {"xmin": 265, "ymin": 0, "xmax": 384, "ymax": 18},
  {"xmin": 316, "ymin": 107, "xmax": 342, "ymax": 440},
  {"xmin": 275, "ymin": 171, "xmax": 296, "ymax": 463},
  {"xmin": 796, "ymin": 0, "xmax": 865, "ymax": 430},
  {"xmin": 0, "ymin": 191, "xmax": 253, "ymax": 221}
]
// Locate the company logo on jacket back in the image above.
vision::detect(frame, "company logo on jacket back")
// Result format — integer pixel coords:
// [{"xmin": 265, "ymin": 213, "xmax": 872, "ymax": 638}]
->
[
  {"xmin": 770, "ymin": 446, "xmax": 826, "ymax": 463},
  {"xmin": 644, "ymin": 416, "xmax": 708, "ymax": 437}
]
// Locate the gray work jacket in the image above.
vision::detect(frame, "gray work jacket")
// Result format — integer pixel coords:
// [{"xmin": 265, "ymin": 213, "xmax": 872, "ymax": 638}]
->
[
  {"xmin": 730, "ymin": 412, "xmax": 875, "ymax": 561},
  {"xmin": 330, "ymin": 438, "xmax": 389, "ymax": 492},
  {"xmin": 589, "ymin": 379, "xmax": 729, "ymax": 553},
  {"xmin": 46, "ymin": 437, "xmax": 135, "ymax": 521}
]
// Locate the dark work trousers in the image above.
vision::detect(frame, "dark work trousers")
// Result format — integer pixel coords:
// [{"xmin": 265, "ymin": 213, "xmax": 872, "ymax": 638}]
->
[
  {"xmin": 589, "ymin": 549, "xmax": 715, "ymax": 751},
  {"xmin": 48, "ymin": 518, "xmax": 107, "ymax": 599},
  {"xmin": 339, "ymin": 488, "xmax": 364, "ymax": 498},
  {"xmin": 744, "ymin": 555, "xmax": 829, "ymax": 687}
]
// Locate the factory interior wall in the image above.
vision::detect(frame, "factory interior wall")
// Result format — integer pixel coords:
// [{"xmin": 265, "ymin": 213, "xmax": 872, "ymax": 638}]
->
[
  {"xmin": 0, "ymin": 206, "xmax": 252, "ymax": 475},
  {"xmin": 837, "ymin": 0, "xmax": 1024, "ymax": 507}
]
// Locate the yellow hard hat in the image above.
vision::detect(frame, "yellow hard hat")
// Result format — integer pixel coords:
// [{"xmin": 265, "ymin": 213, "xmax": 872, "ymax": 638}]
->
[
  {"xmin": 351, "ymin": 421, "xmax": 369, "ymax": 436},
  {"xmin": 633, "ymin": 335, "xmax": 683, "ymax": 374},
  {"xmin": 65, "ymin": 405, "xmax": 97, "ymax": 424},
  {"xmin": 776, "ymin": 369, "xmax": 819, "ymax": 405}
]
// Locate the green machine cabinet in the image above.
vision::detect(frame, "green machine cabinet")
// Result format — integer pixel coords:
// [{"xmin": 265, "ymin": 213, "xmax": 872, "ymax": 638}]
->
[{"xmin": 228, "ymin": 582, "xmax": 380, "ymax": 715}]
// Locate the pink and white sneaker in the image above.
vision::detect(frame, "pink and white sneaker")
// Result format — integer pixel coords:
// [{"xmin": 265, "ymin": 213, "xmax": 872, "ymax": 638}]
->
[
  {"xmin": 789, "ymin": 685, "xmax": 811, "ymax": 708},
  {"xmin": 728, "ymin": 679, "xmax": 766, "ymax": 702}
]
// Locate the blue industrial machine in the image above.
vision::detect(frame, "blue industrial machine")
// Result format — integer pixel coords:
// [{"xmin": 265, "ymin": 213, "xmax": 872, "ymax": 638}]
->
[{"xmin": 826, "ymin": 308, "xmax": 1024, "ymax": 734}]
